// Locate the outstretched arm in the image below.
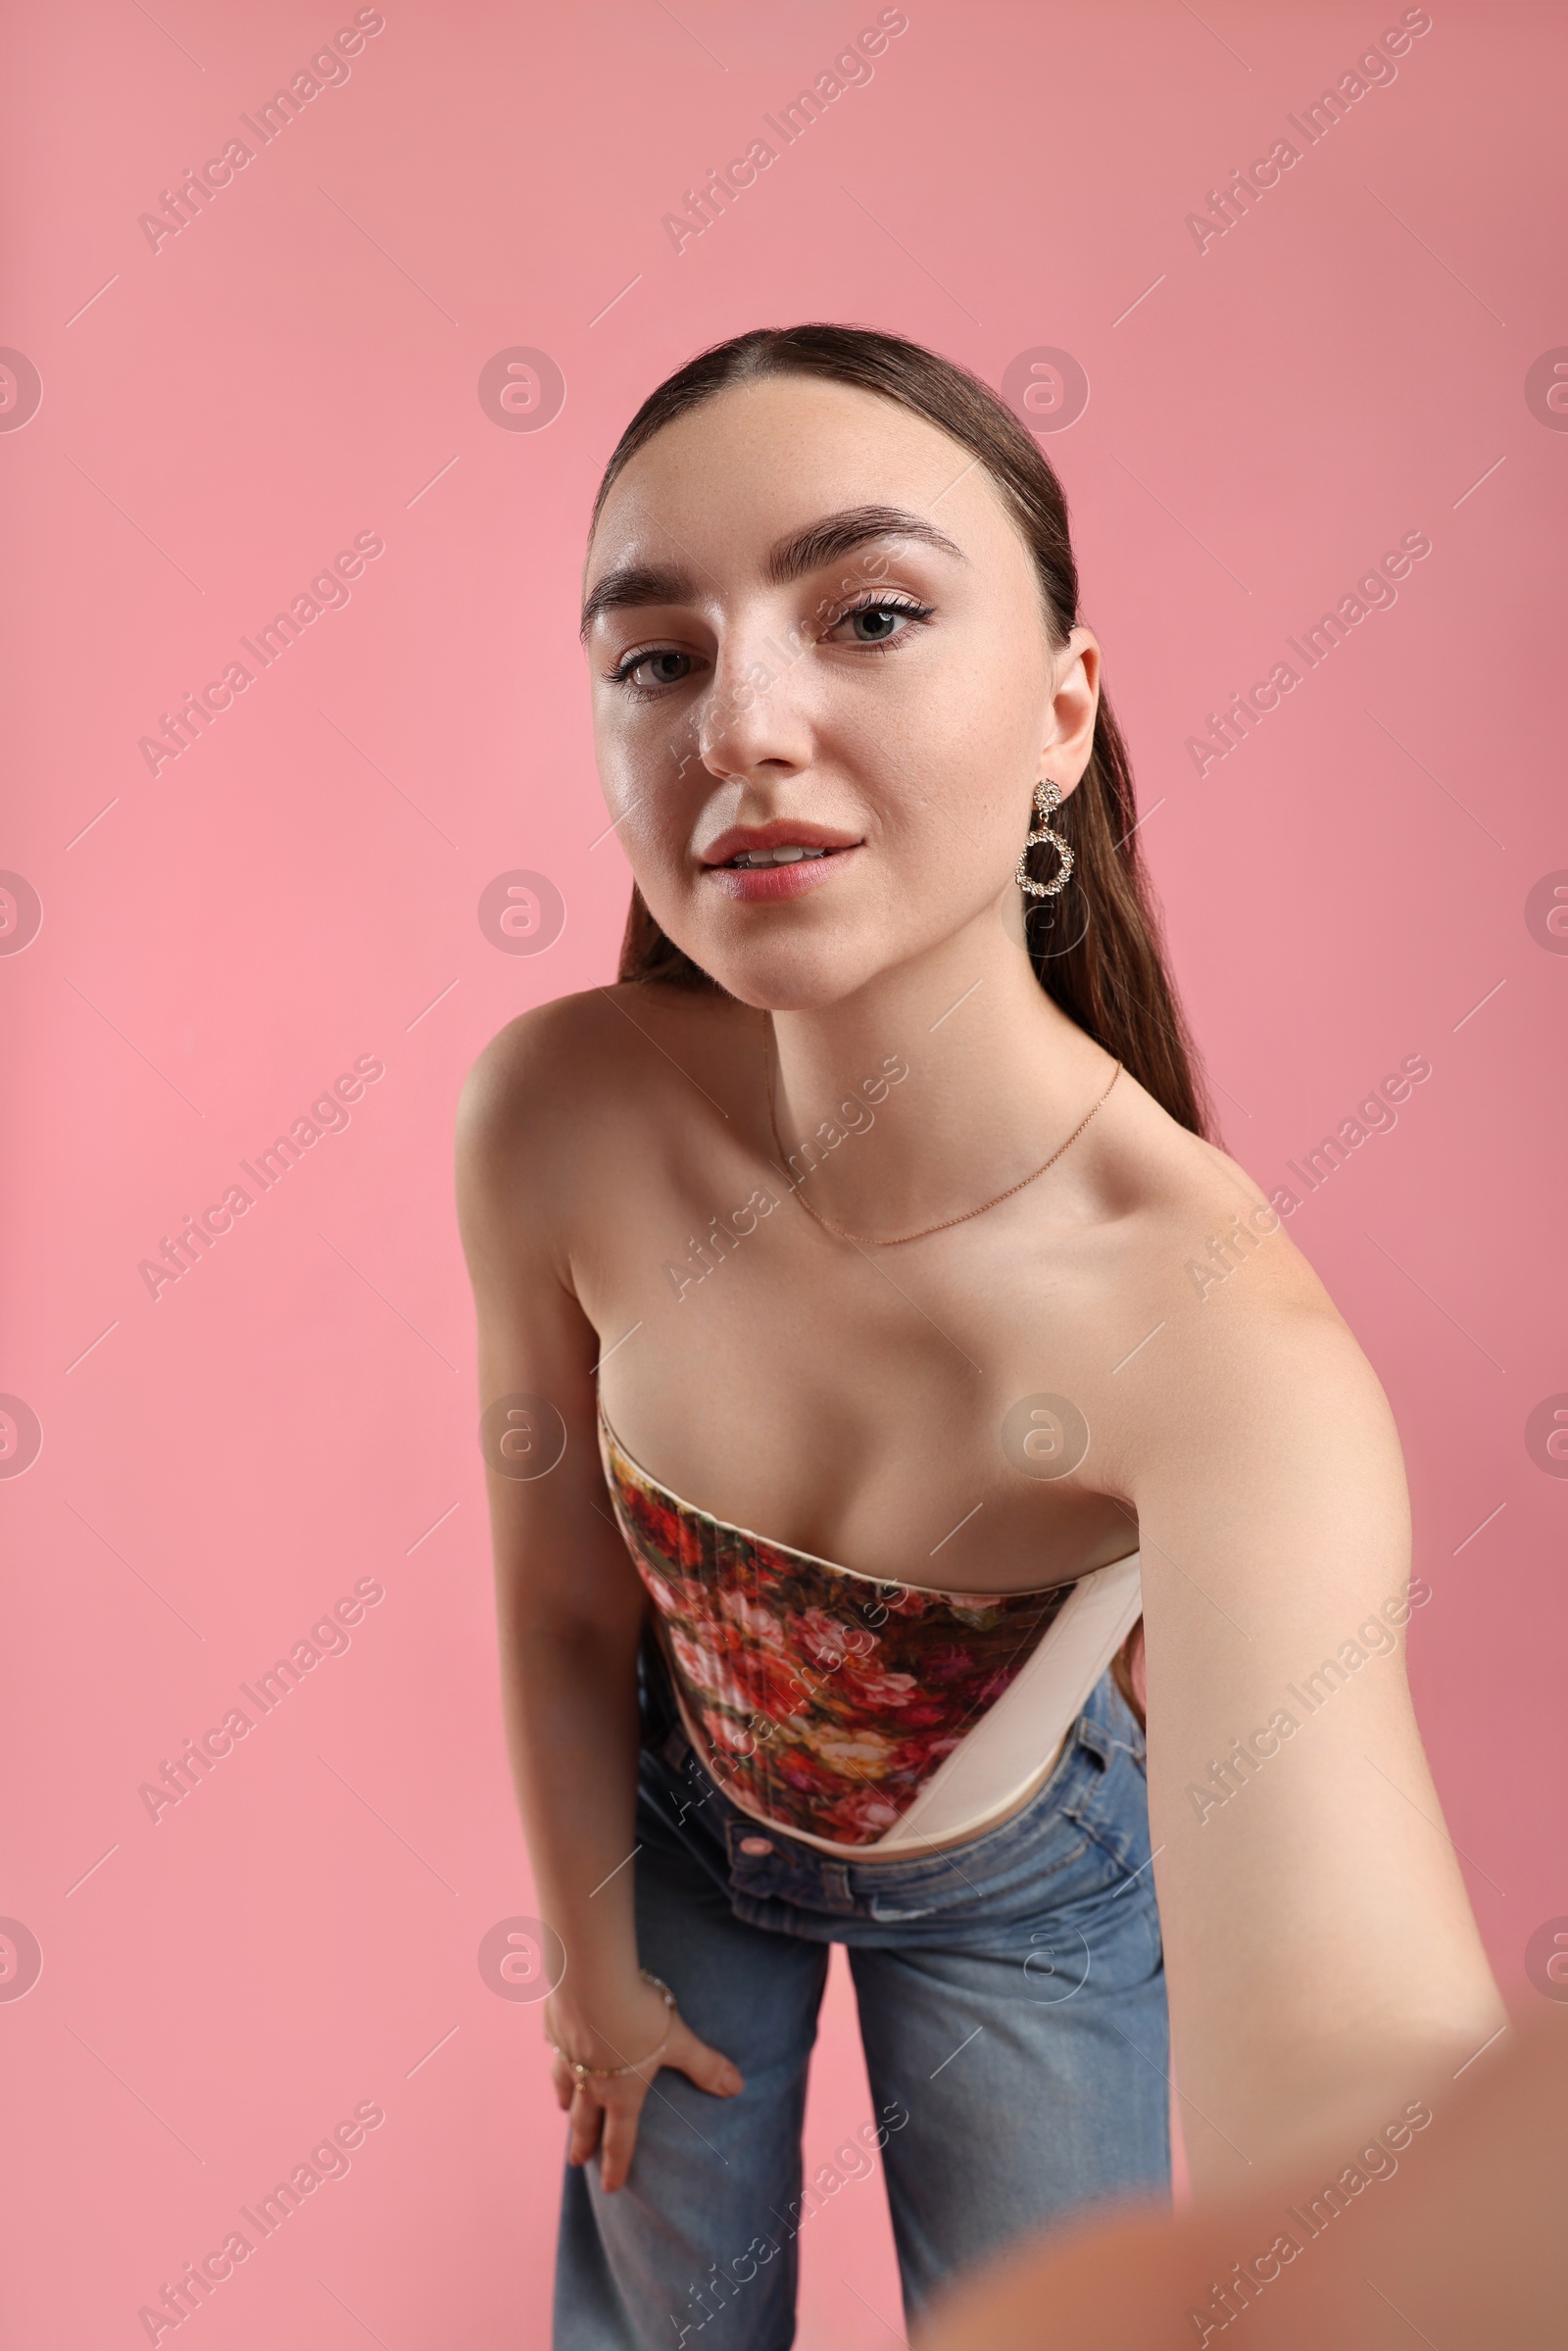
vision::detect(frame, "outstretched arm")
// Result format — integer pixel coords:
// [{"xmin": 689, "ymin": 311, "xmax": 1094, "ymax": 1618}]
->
[
  {"xmin": 1126, "ymin": 1292, "xmax": 1502, "ymax": 2195},
  {"xmin": 915, "ymin": 2002, "xmax": 1562, "ymax": 2349}
]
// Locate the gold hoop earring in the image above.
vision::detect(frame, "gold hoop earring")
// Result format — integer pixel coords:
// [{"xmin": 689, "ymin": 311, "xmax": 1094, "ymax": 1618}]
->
[{"xmin": 1016, "ymin": 778, "xmax": 1075, "ymax": 900}]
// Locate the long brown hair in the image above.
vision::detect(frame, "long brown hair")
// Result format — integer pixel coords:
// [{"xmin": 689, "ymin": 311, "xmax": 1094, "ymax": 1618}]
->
[{"xmin": 593, "ymin": 323, "xmax": 1214, "ymax": 1726}]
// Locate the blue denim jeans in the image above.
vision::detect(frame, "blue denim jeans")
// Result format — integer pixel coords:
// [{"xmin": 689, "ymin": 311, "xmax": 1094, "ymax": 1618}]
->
[{"xmin": 554, "ymin": 1628, "xmax": 1169, "ymax": 2349}]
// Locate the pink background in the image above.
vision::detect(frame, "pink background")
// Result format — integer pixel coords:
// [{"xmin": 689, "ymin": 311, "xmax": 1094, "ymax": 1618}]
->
[{"xmin": 3, "ymin": 4, "xmax": 1565, "ymax": 2344}]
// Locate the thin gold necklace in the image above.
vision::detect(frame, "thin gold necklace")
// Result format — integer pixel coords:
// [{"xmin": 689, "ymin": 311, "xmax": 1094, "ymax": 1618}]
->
[{"xmin": 761, "ymin": 1012, "xmax": 1122, "ymax": 1248}]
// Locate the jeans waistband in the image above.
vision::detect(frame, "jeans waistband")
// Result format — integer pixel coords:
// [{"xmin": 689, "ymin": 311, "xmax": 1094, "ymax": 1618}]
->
[{"xmin": 636, "ymin": 1614, "xmax": 1147, "ymax": 1917}]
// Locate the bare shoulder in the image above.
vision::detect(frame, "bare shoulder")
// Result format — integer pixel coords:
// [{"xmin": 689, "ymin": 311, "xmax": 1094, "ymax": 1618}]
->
[
  {"xmin": 457, "ymin": 980, "xmax": 732, "ymax": 1152},
  {"xmin": 454, "ymin": 981, "xmax": 745, "ymax": 1256},
  {"xmin": 1099, "ymin": 1089, "xmax": 1401, "ymax": 1498},
  {"xmin": 458, "ymin": 983, "xmax": 627, "ymax": 1142}
]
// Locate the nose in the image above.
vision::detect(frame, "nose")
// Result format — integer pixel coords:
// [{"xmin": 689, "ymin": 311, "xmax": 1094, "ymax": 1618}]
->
[{"xmin": 696, "ymin": 635, "xmax": 815, "ymax": 789}]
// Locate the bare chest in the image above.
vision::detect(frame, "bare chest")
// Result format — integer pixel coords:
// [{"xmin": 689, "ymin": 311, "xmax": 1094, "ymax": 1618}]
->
[{"xmin": 569, "ymin": 1138, "xmax": 1154, "ymax": 1592}]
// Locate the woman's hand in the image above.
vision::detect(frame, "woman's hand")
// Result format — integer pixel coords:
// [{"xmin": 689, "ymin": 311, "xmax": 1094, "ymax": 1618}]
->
[{"xmin": 546, "ymin": 1976, "xmax": 745, "ymax": 2193}]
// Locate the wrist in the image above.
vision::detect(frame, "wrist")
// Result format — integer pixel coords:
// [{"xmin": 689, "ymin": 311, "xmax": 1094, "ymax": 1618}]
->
[{"xmin": 545, "ymin": 1970, "xmax": 675, "ymax": 2071}]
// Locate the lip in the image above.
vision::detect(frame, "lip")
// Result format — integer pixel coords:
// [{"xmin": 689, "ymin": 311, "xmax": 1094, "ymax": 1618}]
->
[
  {"xmin": 699, "ymin": 818, "xmax": 863, "ymax": 905},
  {"xmin": 704, "ymin": 847, "xmax": 858, "ymax": 902},
  {"xmin": 701, "ymin": 819, "xmax": 863, "ymax": 866}
]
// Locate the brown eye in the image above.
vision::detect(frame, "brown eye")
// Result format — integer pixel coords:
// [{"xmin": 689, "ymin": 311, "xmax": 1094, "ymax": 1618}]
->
[{"xmin": 614, "ymin": 648, "xmax": 695, "ymax": 690}]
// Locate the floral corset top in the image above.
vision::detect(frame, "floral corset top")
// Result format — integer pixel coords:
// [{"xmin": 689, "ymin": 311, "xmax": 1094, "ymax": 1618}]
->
[{"xmin": 597, "ymin": 1404, "xmax": 1079, "ymax": 1849}]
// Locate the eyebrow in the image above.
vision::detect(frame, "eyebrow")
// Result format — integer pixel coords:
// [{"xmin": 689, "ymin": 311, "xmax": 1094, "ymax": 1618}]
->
[{"xmin": 579, "ymin": 504, "xmax": 966, "ymax": 638}]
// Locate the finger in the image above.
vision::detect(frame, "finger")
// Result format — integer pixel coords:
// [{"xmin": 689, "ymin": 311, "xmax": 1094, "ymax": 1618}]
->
[
  {"xmin": 552, "ymin": 2060, "xmax": 575, "ymax": 2114},
  {"xmin": 669, "ymin": 2027, "xmax": 745, "ymax": 2098},
  {"xmin": 567, "ymin": 2085, "xmax": 605, "ymax": 2168},
  {"xmin": 599, "ymin": 2098, "xmax": 642, "ymax": 2194}
]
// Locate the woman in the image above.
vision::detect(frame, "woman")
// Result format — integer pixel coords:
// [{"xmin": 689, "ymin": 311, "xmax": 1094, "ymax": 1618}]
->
[{"xmin": 456, "ymin": 325, "xmax": 1501, "ymax": 2349}]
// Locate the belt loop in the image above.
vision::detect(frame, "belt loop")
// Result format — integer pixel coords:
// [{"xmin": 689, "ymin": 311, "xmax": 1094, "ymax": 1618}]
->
[{"xmin": 1075, "ymin": 1710, "xmax": 1112, "ymax": 1768}]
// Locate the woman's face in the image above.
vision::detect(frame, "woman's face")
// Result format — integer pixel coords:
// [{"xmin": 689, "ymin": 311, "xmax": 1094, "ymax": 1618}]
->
[{"xmin": 582, "ymin": 374, "xmax": 1100, "ymax": 1010}]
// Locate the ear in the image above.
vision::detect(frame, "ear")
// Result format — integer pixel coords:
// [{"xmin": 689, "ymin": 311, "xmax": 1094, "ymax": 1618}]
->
[{"xmin": 1040, "ymin": 628, "xmax": 1100, "ymax": 801}]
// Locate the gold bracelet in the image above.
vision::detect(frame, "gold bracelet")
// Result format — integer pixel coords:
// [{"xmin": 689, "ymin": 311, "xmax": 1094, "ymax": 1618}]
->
[{"xmin": 545, "ymin": 1970, "xmax": 677, "ymax": 2083}]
